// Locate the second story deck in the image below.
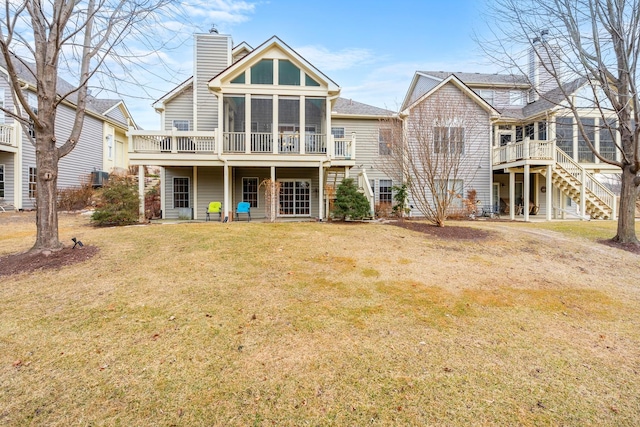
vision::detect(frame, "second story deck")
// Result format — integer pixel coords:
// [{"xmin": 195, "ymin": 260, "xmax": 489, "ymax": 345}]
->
[{"xmin": 128, "ymin": 128, "xmax": 357, "ymax": 166}]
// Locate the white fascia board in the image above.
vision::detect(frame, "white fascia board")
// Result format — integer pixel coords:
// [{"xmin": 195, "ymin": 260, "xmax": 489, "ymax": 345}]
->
[{"xmin": 152, "ymin": 77, "xmax": 194, "ymax": 111}]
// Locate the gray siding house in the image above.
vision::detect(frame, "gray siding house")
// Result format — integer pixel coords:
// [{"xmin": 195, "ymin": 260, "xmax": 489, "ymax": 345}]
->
[{"xmin": 0, "ymin": 55, "xmax": 136, "ymax": 211}]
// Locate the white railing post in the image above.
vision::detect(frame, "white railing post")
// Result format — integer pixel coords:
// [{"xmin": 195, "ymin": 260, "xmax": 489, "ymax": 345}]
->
[
  {"xmin": 171, "ymin": 127, "xmax": 177, "ymax": 154},
  {"xmin": 329, "ymin": 135, "xmax": 335, "ymax": 159}
]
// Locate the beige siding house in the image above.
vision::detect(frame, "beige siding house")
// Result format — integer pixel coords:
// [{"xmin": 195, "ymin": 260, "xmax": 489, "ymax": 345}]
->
[{"xmin": 129, "ymin": 33, "xmax": 395, "ymax": 221}]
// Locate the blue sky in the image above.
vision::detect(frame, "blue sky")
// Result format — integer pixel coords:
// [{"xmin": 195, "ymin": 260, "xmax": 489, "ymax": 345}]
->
[{"xmin": 129, "ymin": 0, "xmax": 500, "ymax": 129}]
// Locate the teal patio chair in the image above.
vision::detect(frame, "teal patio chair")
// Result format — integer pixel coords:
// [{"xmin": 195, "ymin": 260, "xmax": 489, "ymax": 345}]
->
[
  {"xmin": 235, "ymin": 201, "xmax": 251, "ymax": 222},
  {"xmin": 205, "ymin": 201, "xmax": 222, "ymax": 221}
]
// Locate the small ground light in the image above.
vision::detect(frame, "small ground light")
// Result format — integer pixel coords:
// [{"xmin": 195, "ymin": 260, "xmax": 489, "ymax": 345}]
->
[{"xmin": 71, "ymin": 237, "xmax": 84, "ymax": 249}]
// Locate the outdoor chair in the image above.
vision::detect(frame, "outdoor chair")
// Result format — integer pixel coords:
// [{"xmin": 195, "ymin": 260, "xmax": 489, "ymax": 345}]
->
[
  {"xmin": 205, "ymin": 201, "xmax": 222, "ymax": 221},
  {"xmin": 235, "ymin": 201, "xmax": 251, "ymax": 222}
]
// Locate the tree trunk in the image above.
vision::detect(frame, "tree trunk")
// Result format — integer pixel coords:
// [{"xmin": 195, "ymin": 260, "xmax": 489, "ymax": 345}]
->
[
  {"xmin": 613, "ymin": 165, "xmax": 639, "ymax": 245},
  {"xmin": 32, "ymin": 125, "xmax": 63, "ymax": 252}
]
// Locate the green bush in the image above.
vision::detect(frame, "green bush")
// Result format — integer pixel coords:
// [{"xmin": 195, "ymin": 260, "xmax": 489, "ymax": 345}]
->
[
  {"xmin": 332, "ymin": 178, "xmax": 371, "ymax": 220},
  {"xmin": 91, "ymin": 175, "xmax": 140, "ymax": 226}
]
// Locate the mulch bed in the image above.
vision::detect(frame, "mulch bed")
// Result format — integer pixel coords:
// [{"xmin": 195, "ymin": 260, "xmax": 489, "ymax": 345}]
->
[
  {"xmin": 389, "ymin": 220, "xmax": 494, "ymax": 240},
  {"xmin": 599, "ymin": 239, "xmax": 640, "ymax": 255},
  {"xmin": 0, "ymin": 246, "xmax": 99, "ymax": 277}
]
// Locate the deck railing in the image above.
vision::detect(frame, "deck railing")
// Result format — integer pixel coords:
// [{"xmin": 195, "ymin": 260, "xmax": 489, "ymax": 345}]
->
[
  {"xmin": 0, "ymin": 124, "xmax": 15, "ymax": 147},
  {"xmin": 492, "ymin": 138, "xmax": 555, "ymax": 165},
  {"xmin": 129, "ymin": 129, "xmax": 357, "ymax": 160}
]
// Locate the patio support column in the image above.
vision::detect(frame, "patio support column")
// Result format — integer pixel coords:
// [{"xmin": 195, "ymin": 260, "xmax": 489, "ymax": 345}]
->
[
  {"xmin": 271, "ymin": 166, "xmax": 276, "ymax": 220},
  {"xmin": 160, "ymin": 167, "xmax": 166, "ymax": 219},
  {"xmin": 546, "ymin": 165, "xmax": 552, "ymax": 220},
  {"xmin": 138, "ymin": 165, "xmax": 145, "ymax": 222},
  {"xmin": 223, "ymin": 162, "xmax": 230, "ymax": 221},
  {"xmin": 509, "ymin": 171, "xmax": 515, "ymax": 220},
  {"xmin": 245, "ymin": 94, "xmax": 252, "ymax": 154},
  {"xmin": 523, "ymin": 164, "xmax": 530, "ymax": 222},
  {"xmin": 318, "ymin": 162, "xmax": 324, "ymax": 220},
  {"xmin": 344, "ymin": 166, "xmax": 349, "ymax": 179},
  {"xmin": 193, "ymin": 166, "xmax": 198, "ymax": 220},
  {"xmin": 272, "ymin": 95, "xmax": 279, "ymax": 154}
]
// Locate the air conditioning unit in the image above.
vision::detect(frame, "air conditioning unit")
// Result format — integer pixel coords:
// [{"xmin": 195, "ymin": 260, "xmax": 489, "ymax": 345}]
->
[{"xmin": 91, "ymin": 171, "xmax": 109, "ymax": 188}]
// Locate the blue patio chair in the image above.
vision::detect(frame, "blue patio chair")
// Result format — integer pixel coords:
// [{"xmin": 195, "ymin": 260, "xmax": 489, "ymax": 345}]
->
[
  {"xmin": 205, "ymin": 201, "xmax": 222, "ymax": 221},
  {"xmin": 235, "ymin": 201, "xmax": 251, "ymax": 222}
]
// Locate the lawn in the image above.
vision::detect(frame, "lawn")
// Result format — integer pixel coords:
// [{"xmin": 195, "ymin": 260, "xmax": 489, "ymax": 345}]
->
[{"xmin": 1, "ymin": 213, "xmax": 639, "ymax": 426}]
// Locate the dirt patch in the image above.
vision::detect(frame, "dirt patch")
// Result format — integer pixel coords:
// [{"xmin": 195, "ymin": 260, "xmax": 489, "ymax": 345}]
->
[
  {"xmin": 0, "ymin": 245, "xmax": 99, "ymax": 277},
  {"xmin": 389, "ymin": 219, "xmax": 494, "ymax": 240},
  {"xmin": 599, "ymin": 239, "xmax": 640, "ymax": 255}
]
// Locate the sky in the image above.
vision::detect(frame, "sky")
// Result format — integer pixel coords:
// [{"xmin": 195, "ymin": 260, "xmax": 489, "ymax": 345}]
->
[{"xmin": 125, "ymin": 0, "xmax": 503, "ymax": 130}]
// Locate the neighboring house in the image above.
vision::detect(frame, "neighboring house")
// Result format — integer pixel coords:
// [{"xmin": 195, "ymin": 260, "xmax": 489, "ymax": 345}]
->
[
  {"xmin": 128, "ymin": 32, "xmax": 396, "ymax": 220},
  {"xmin": 0, "ymin": 55, "xmax": 136, "ymax": 210},
  {"xmin": 401, "ymin": 40, "xmax": 618, "ymax": 221}
]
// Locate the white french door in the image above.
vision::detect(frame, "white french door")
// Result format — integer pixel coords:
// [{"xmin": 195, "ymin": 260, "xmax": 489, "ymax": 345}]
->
[{"xmin": 279, "ymin": 180, "xmax": 311, "ymax": 216}]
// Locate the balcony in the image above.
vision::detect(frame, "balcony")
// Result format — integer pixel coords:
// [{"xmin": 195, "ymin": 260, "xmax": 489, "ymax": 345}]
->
[
  {"xmin": 493, "ymin": 139, "xmax": 555, "ymax": 167},
  {"xmin": 0, "ymin": 124, "xmax": 17, "ymax": 152},
  {"xmin": 129, "ymin": 129, "xmax": 356, "ymax": 162}
]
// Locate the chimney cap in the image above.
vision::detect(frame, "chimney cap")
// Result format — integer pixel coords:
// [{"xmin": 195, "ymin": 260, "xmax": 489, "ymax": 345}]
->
[{"xmin": 209, "ymin": 24, "xmax": 218, "ymax": 34}]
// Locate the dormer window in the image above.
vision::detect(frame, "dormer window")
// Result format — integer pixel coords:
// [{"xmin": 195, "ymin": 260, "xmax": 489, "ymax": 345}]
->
[{"xmin": 251, "ymin": 59, "xmax": 273, "ymax": 84}]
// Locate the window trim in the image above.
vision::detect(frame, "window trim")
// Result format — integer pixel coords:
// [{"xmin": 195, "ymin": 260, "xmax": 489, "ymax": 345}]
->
[
  {"xmin": 172, "ymin": 120, "xmax": 190, "ymax": 131},
  {"xmin": 379, "ymin": 179, "xmax": 393, "ymax": 204},
  {"xmin": 242, "ymin": 177, "xmax": 259, "ymax": 208},
  {"xmin": 28, "ymin": 166, "xmax": 37, "ymax": 199},
  {"xmin": 433, "ymin": 126, "xmax": 465, "ymax": 154},
  {"xmin": 0, "ymin": 164, "xmax": 4, "ymax": 198},
  {"xmin": 173, "ymin": 177, "xmax": 190, "ymax": 209},
  {"xmin": 331, "ymin": 127, "xmax": 345, "ymax": 139}
]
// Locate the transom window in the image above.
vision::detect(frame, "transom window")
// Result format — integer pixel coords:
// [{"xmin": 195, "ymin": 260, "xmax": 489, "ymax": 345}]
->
[
  {"xmin": 251, "ymin": 59, "xmax": 273, "ymax": 84},
  {"xmin": 278, "ymin": 60, "xmax": 300, "ymax": 85},
  {"xmin": 243, "ymin": 177, "xmax": 258, "ymax": 208},
  {"xmin": 434, "ymin": 127, "xmax": 464, "ymax": 154},
  {"xmin": 173, "ymin": 177, "xmax": 189, "ymax": 208}
]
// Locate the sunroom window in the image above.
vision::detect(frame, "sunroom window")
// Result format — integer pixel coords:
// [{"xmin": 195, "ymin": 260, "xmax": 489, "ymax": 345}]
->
[
  {"xmin": 305, "ymin": 74, "xmax": 320, "ymax": 87},
  {"xmin": 251, "ymin": 59, "xmax": 273, "ymax": 84},
  {"xmin": 278, "ymin": 60, "xmax": 300, "ymax": 85}
]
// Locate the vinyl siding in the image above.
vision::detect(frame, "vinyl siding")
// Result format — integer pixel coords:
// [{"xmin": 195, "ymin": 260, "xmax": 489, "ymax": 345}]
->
[
  {"xmin": 194, "ymin": 34, "xmax": 231, "ymax": 131},
  {"xmin": 105, "ymin": 104, "xmax": 127, "ymax": 126},
  {"xmin": 196, "ymin": 166, "xmax": 224, "ymax": 218},
  {"xmin": 405, "ymin": 82, "xmax": 492, "ymax": 216},
  {"xmin": 20, "ymin": 97, "xmax": 104, "ymax": 209},
  {"xmin": 0, "ymin": 77, "xmax": 14, "ymax": 125},
  {"xmin": 164, "ymin": 167, "xmax": 193, "ymax": 219},
  {"xmin": 164, "ymin": 87, "xmax": 194, "ymax": 131},
  {"xmin": 331, "ymin": 117, "xmax": 396, "ymax": 203},
  {"xmin": 408, "ymin": 74, "xmax": 440, "ymax": 106}
]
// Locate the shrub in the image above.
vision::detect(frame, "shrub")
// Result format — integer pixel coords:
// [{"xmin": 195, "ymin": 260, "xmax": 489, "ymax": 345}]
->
[
  {"xmin": 91, "ymin": 175, "xmax": 140, "ymax": 226},
  {"xmin": 57, "ymin": 177, "xmax": 94, "ymax": 211},
  {"xmin": 375, "ymin": 202, "xmax": 393, "ymax": 218},
  {"xmin": 391, "ymin": 183, "xmax": 410, "ymax": 218},
  {"xmin": 144, "ymin": 185, "xmax": 161, "ymax": 220},
  {"xmin": 332, "ymin": 178, "xmax": 371, "ymax": 220}
]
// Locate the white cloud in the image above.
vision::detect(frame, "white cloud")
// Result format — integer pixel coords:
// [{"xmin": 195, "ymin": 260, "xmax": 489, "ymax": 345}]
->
[{"xmin": 294, "ymin": 45, "xmax": 376, "ymax": 72}]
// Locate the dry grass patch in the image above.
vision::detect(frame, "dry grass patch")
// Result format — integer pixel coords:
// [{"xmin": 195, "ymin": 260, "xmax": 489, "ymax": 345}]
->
[{"xmin": 0, "ymin": 214, "xmax": 639, "ymax": 426}]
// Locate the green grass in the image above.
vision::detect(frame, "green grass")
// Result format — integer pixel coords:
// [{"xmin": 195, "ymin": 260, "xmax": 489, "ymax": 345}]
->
[{"xmin": 0, "ymin": 214, "xmax": 639, "ymax": 426}]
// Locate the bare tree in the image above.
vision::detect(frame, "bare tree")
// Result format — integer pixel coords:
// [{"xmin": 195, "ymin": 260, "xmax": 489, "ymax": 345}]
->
[
  {"xmin": 381, "ymin": 89, "xmax": 488, "ymax": 227},
  {"xmin": 0, "ymin": 0, "xmax": 179, "ymax": 252},
  {"xmin": 481, "ymin": 0, "xmax": 640, "ymax": 245}
]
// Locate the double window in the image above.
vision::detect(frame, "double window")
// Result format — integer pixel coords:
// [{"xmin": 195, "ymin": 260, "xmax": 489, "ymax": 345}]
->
[
  {"xmin": 173, "ymin": 120, "xmax": 190, "ymax": 131},
  {"xmin": 434, "ymin": 127, "xmax": 464, "ymax": 154}
]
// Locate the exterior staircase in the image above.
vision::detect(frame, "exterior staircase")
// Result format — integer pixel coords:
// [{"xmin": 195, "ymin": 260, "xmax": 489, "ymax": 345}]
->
[{"xmin": 541, "ymin": 148, "xmax": 617, "ymax": 219}]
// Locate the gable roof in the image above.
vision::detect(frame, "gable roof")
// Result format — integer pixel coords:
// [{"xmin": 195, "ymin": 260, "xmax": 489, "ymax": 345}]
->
[
  {"xmin": 402, "ymin": 73, "xmax": 500, "ymax": 118},
  {"xmin": 419, "ymin": 71, "xmax": 529, "ymax": 87},
  {"xmin": 522, "ymin": 77, "xmax": 587, "ymax": 118},
  {"xmin": 153, "ymin": 76, "xmax": 193, "ymax": 111},
  {"xmin": 332, "ymin": 97, "xmax": 395, "ymax": 118},
  {"xmin": 0, "ymin": 53, "xmax": 133, "ymax": 128},
  {"xmin": 209, "ymin": 36, "xmax": 340, "ymax": 93}
]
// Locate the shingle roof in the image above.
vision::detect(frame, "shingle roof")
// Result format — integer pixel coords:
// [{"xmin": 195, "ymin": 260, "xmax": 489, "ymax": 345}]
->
[
  {"xmin": 332, "ymin": 97, "xmax": 395, "ymax": 117},
  {"xmin": 419, "ymin": 71, "xmax": 529, "ymax": 87},
  {"xmin": 0, "ymin": 53, "xmax": 127, "ymax": 125},
  {"xmin": 522, "ymin": 77, "xmax": 586, "ymax": 117}
]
